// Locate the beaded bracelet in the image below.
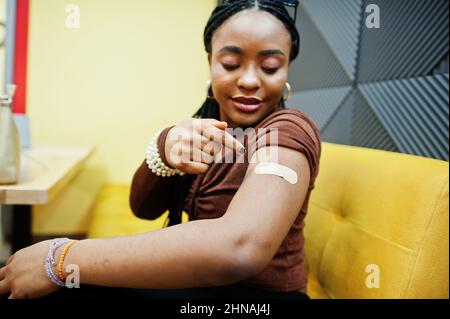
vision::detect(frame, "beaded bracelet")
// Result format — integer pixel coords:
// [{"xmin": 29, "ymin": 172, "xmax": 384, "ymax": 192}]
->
[
  {"xmin": 50, "ymin": 238, "xmax": 71, "ymax": 267},
  {"xmin": 45, "ymin": 238, "xmax": 71, "ymax": 287},
  {"xmin": 146, "ymin": 129, "xmax": 184, "ymax": 177},
  {"xmin": 57, "ymin": 240, "xmax": 78, "ymax": 281},
  {"xmin": 45, "ymin": 259, "xmax": 65, "ymax": 287}
]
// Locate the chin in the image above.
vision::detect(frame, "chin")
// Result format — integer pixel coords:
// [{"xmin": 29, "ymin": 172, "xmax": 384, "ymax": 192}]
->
[
  {"xmin": 220, "ymin": 100, "xmax": 277, "ymax": 128},
  {"xmin": 228, "ymin": 110, "xmax": 263, "ymax": 128}
]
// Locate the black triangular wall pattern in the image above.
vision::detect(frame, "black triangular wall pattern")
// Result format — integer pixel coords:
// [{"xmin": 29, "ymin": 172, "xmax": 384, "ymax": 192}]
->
[
  {"xmin": 289, "ymin": 0, "xmax": 448, "ymax": 161},
  {"xmin": 289, "ymin": 2, "xmax": 353, "ymax": 91},
  {"xmin": 359, "ymin": 74, "xmax": 449, "ymax": 160},
  {"xmin": 287, "ymin": 86, "xmax": 352, "ymax": 130},
  {"xmin": 214, "ymin": 0, "xmax": 449, "ymax": 161},
  {"xmin": 320, "ymin": 90, "xmax": 355, "ymax": 145},
  {"xmin": 352, "ymin": 91, "xmax": 399, "ymax": 152},
  {"xmin": 358, "ymin": 0, "xmax": 449, "ymax": 83},
  {"xmin": 301, "ymin": 0, "xmax": 362, "ymax": 81}
]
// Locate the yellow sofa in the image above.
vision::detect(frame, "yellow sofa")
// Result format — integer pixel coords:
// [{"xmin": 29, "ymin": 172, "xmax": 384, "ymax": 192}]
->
[
  {"xmin": 87, "ymin": 142, "xmax": 449, "ymax": 299},
  {"xmin": 305, "ymin": 143, "xmax": 448, "ymax": 299}
]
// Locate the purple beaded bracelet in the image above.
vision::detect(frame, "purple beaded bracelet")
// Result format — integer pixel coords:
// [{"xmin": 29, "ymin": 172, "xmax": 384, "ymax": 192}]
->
[{"xmin": 45, "ymin": 238, "xmax": 71, "ymax": 287}]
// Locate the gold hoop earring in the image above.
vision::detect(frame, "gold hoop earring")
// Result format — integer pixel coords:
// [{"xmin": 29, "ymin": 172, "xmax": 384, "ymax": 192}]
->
[
  {"xmin": 284, "ymin": 82, "xmax": 292, "ymax": 102},
  {"xmin": 206, "ymin": 80, "xmax": 215, "ymax": 100}
]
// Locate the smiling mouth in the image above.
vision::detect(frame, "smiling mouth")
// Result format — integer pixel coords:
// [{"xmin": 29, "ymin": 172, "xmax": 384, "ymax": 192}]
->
[
  {"xmin": 231, "ymin": 97, "xmax": 263, "ymax": 104},
  {"xmin": 231, "ymin": 97, "xmax": 263, "ymax": 113}
]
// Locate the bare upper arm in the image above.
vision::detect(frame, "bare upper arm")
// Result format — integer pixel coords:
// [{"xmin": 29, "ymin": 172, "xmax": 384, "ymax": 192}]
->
[{"xmin": 221, "ymin": 145, "xmax": 311, "ymax": 273}]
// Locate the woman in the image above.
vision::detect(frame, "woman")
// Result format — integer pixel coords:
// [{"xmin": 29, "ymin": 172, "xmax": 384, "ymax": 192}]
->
[{"xmin": 0, "ymin": 0, "xmax": 320, "ymax": 300}]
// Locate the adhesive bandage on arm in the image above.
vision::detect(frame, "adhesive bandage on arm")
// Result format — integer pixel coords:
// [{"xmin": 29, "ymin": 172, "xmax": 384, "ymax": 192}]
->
[{"xmin": 254, "ymin": 162, "xmax": 298, "ymax": 185}]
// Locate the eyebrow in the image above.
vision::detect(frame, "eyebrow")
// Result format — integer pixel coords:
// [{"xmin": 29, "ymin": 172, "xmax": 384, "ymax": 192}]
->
[{"xmin": 218, "ymin": 45, "xmax": 285, "ymax": 57}]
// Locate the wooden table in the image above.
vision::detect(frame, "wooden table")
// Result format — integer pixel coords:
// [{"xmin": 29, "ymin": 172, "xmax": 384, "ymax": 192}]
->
[{"xmin": 0, "ymin": 145, "xmax": 95, "ymax": 253}]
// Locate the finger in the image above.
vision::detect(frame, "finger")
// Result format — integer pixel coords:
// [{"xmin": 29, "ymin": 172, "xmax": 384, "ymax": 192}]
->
[
  {"xmin": 208, "ymin": 121, "xmax": 244, "ymax": 150},
  {"xmin": 171, "ymin": 132, "xmax": 209, "ymax": 151},
  {"xmin": 203, "ymin": 127, "xmax": 245, "ymax": 157},
  {"xmin": 188, "ymin": 145, "xmax": 203, "ymax": 163},
  {"xmin": 193, "ymin": 119, "xmax": 223, "ymax": 133},
  {"xmin": 201, "ymin": 125, "xmax": 220, "ymax": 141},
  {"xmin": 213, "ymin": 121, "xmax": 228, "ymax": 129},
  {"xmin": 221, "ymin": 129, "xmax": 245, "ymax": 153},
  {"xmin": 188, "ymin": 144, "xmax": 217, "ymax": 162},
  {"xmin": 202, "ymin": 140, "xmax": 222, "ymax": 158},
  {"xmin": 204, "ymin": 124, "xmax": 245, "ymax": 152},
  {"xmin": 204, "ymin": 118, "xmax": 225, "ymax": 125},
  {"xmin": 201, "ymin": 151, "xmax": 215, "ymax": 164},
  {"xmin": 202, "ymin": 126, "xmax": 244, "ymax": 151},
  {"xmin": 193, "ymin": 134, "xmax": 211, "ymax": 149}
]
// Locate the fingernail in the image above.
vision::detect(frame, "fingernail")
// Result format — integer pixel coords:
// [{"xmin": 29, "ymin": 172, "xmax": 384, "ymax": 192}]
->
[{"xmin": 239, "ymin": 146, "xmax": 246, "ymax": 154}]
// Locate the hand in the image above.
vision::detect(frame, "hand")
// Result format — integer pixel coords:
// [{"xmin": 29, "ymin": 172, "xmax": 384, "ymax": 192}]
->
[
  {"xmin": 165, "ymin": 118, "xmax": 245, "ymax": 175},
  {"xmin": 0, "ymin": 240, "xmax": 61, "ymax": 299}
]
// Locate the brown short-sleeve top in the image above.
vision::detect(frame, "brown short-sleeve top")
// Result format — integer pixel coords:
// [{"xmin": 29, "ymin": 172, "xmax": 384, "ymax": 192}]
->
[{"xmin": 183, "ymin": 105, "xmax": 322, "ymax": 293}]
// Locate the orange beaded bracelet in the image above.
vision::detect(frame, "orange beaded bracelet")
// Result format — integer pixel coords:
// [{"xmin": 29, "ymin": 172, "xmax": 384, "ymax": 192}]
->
[{"xmin": 57, "ymin": 240, "xmax": 78, "ymax": 282}]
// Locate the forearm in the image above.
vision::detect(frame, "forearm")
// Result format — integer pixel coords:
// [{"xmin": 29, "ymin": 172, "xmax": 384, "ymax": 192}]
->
[
  {"xmin": 129, "ymin": 159, "xmax": 175, "ymax": 219},
  {"xmin": 61, "ymin": 218, "xmax": 250, "ymax": 289},
  {"xmin": 129, "ymin": 126, "xmax": 176, "ymax": 220}
]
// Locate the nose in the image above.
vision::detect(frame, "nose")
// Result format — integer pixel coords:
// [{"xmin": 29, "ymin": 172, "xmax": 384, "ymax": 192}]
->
[{"xmin": 237, "ymin": 66, "xmax": 260, "ymax": 91}]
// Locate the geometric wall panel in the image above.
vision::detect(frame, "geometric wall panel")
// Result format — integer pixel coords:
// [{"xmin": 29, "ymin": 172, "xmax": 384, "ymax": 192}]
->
[
  {"xmin": 358, "ymin": 0, "xmax": 449, "ymax": 83},
  {"xmin": 287, "ymin": 86, "xmax": 352, "ymax": 130},
  {"xmin": 359, "ymin": 74, "xmax": 449, "ymax": 160},
  {"xmin": 352, "ymin": 91, "xmax": 399, "ymax": 152},
  {"xmin": 289, "ymin": 3, "xmax": 353, "ymax": 91},
  {"xmin": 289, "ymin": 0, "xmax": 449, "ymax": 161},
  {"xmin": 216, "ymin": 0, "xmax": 448, "ymax": 162},
  {"xmin": 321, "ymin": 90, "xmax": 356, "ymax": 145},
  {"xmin": 301, "ymin": 0, "xmax": 362, "ymax": 81}
]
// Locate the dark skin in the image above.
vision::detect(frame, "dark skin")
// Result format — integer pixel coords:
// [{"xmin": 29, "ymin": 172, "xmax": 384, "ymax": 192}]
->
[
  {"xmin": 164, "ymin": 8, "xmax": 293, "ymax": 174},
  {"xmin": 209, "ymin": 8, "xmax": 292, "ymax": 128},
  {"xmin": 0, "ymin": 9, "xmax": 310, "ymax": 298}
]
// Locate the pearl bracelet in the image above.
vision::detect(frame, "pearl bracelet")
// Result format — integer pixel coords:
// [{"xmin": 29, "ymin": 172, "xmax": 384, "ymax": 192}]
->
[{"xmin": 146, "ymin": 129, "xmax": 184, "ymax": 177}]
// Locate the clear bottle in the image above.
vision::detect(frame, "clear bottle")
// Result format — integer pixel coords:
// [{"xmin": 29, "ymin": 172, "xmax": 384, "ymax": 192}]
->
[{"xmin": 0, "ymin": 84, "xmax": 20, "ymax": 184}]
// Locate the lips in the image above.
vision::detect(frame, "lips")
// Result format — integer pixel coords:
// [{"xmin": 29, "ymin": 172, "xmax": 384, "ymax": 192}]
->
[
  {"xmin": 232, "ymin": 97, "xmax": 262, "ymax": 105},
  {"xmin": 231, "ymin": 96, "xmax": 263, "ymax": 113}
]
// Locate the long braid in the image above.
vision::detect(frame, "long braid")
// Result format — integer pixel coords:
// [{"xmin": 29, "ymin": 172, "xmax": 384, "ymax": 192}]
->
[{"xmin": 165, "ymin": 0, "xmax": 300, "ymax": 227}]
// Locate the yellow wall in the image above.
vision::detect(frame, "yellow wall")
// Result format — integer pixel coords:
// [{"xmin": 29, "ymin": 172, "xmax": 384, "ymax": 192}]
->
[{"xmin": 27, "ymin": 0, "xmax": 216, "ymax": 235}]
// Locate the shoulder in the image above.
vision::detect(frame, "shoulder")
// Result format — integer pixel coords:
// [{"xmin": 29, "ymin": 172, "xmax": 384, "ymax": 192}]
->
[
  {"xmin": 258, "ymin": 107, "xmax": 321, "ymax": 154},
  {"xmin": 251, "ymin": 107, "xmax": 322, "ymax": 180},
  {"xmin": 259, "ymin": 108, "xmax": 320, "ymax": 141}
]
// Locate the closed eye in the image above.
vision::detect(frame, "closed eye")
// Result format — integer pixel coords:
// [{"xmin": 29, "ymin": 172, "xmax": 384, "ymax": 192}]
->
[
  {"xmin": 222, "ymin": 64, "xmax": 279, "ymax": 74},
  {"xmin": 222, "ymin": 64, "xmax": 239, "ymax": 71},
  {"xmin": 262, "ymin": 67, "xmax": 279, "ymax": 74}
]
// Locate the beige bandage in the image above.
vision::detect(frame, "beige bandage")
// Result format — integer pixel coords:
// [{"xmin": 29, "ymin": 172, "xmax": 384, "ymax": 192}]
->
[{"xmin": 254, "ymin": 162, "xmax": 298, "ymax": 185}]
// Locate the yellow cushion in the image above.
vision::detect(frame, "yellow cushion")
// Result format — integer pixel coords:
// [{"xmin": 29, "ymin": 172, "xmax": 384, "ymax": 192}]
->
[
  {"xmin": 87, "ymin": 143, "xmax": 449, "ymax": 299},
  {"xmin": 87, "ymin": 184, "xmax": 188, "ymax": 238},
  {"xmin": 306, "ymin": 143, "xmax": 449, "ymax": 299}
]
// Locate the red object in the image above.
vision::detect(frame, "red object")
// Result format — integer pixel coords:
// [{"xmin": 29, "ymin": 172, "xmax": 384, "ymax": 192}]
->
[{"xmin": 13, "ymin": 0, "xmax": 30, "ymax": 114}]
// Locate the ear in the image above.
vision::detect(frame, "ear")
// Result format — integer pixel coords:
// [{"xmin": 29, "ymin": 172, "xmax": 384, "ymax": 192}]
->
[{"xmin": 208, "ymin": 54, "xmax": 212, "ymax": 67}]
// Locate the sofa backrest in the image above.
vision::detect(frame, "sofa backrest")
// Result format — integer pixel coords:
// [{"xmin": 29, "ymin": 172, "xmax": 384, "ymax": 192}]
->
[{"xmin": 305, "ymin": 142, "xmax": 449, "ymax": 299}]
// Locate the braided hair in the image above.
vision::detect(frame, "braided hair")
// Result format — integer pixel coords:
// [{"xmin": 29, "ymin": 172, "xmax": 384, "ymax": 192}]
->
[{"xmin": 165, "ymin": 0, "xmax": 301, "ymax": 227}]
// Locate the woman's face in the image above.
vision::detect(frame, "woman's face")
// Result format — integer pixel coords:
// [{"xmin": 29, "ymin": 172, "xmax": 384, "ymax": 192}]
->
[{"xmin": 209, "ymin": 8, "xmax": 292, "ymax": 128}]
